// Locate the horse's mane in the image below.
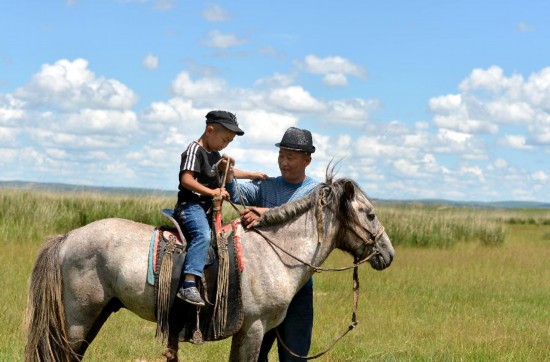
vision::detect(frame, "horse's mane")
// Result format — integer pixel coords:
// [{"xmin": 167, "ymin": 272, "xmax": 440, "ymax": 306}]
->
[
  {"xmin": 258, "ymin": 165, "xmax": 369, "ymax": 228},
  {"xmin": 258, "ymin": 194, "xmax": 314, "ymax": 226}
]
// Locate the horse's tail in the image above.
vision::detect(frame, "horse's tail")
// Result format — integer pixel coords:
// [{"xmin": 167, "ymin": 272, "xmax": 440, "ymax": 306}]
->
[{"xmin": 24, "ymin": 234, "xmax": 80, "ymax": 362}]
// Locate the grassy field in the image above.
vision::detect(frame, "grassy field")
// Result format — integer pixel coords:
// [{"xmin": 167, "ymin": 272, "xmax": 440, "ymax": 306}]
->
[{"xmin": 1, "ymin": 189, "xmax": 549, "ymax": 361}]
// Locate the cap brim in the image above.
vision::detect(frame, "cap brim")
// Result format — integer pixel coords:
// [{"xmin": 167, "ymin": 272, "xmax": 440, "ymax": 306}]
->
[
  {"xmin": 209, "ymin": 121, "xmax": 244, "ymax": 135},
  {"xmin": 225, "ymin": 124, "xmax": 244, "ymax": 136}
]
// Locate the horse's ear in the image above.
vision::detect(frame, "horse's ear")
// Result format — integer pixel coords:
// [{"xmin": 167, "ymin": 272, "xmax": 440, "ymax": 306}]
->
[{"xmin": 344, "ymin": 180, "xmax": 355, "ymax": 199}]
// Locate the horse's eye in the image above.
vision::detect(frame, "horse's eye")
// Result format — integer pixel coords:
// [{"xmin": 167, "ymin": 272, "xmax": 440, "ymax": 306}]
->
[{"xmin": 367, "ymin": 212, "xmax": 376, "ymax": 221}]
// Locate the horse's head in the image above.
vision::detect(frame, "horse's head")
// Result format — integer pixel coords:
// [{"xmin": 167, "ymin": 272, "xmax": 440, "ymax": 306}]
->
[{"xmin": 317, "ymin": 178, "xmax": 394, "ymax": 271}]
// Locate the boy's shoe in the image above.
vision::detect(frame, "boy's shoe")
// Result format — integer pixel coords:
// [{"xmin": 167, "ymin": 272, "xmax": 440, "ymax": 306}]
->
[{"xmin": 177, "ymin": 286, "xmax": 205, "ymax": 306}]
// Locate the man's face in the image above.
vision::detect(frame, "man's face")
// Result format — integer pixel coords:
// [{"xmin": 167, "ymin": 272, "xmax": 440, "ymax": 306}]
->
[{"xmin": 278, "ymin": 148, "xmax": 311, "ymax": 183}]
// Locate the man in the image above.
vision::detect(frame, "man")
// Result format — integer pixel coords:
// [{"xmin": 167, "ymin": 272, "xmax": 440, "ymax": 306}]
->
[{"xmin": 226, "ymin": 126, "xmax": 317, "ymax": 361}]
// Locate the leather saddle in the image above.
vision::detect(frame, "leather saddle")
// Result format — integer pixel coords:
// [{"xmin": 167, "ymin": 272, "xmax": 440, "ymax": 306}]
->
[{"xmin": 155, "ymin": 208, "xmax": 245, "ymax": 343}]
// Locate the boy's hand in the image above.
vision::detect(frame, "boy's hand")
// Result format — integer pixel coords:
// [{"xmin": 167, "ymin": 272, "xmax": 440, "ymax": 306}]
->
[
  {"xmin": 220, "ymin": 154, "xmax": 236, "ymax": 172},
  {"xmin": 211, "ymin": 188, "xmax": 230, "ymax": 199}
]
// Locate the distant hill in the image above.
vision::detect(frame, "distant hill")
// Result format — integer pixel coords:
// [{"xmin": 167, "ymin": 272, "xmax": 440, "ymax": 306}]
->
[
  {"xmin": 378, "ymin": 198, "xmax": 550, "ymax": 209},
  {"xmin": 2, "ymin": 180, "xmax": 550, "ymax": 209},
  {"xmin": 0, "ymin": 180, "xmax": 176, "ymax": 197}
]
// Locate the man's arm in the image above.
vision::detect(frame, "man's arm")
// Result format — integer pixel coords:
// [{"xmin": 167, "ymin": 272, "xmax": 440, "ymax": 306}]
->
[
  {"xmin": 233, "ymin": 169, "xmax": 268, "ymax": 180},
  {"xmin": 225, "ymin": 178, "xmax": 262, "ymax": 206}
]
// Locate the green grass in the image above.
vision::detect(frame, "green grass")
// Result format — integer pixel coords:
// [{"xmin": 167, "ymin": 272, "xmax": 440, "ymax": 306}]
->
[{"xmin": 1, "ymin": 189, "xmax": 550, "ymax": 361}]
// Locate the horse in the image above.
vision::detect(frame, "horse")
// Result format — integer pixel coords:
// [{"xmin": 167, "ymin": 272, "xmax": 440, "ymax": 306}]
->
[{"xmin": 24, "ymin": 174, "xmax": 395, "ymax": 362}]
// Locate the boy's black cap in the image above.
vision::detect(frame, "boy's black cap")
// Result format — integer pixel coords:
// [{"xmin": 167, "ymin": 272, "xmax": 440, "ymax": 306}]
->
[
  {"xmin": 275, "ymin": 127, "xmax": 316, "ymax": 153},
  {"xmin": 205, "ymin": 110, "xmax": 244, "ymax": 135}
]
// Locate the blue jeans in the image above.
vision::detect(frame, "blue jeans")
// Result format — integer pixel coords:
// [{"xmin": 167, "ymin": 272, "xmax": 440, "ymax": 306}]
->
[
  {"xmin": 258, "ymin": 279, "xmax": 313, "ymax": 362},
  {"xmin": 175, "ymin": 202, "xmax": 212, "ymax": 278}
]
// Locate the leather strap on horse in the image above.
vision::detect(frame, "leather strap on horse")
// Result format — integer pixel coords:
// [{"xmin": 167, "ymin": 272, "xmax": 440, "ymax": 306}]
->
[
  {"xmin": 275, "ymin": 265, "xmax": 360, "ymax": 360},
  {"xmin": 156, "ymin": 232, "xmax": 178, "ymax": 342},
  {"xmin": 212, "ymin": 159, "xmax": 231, "ymax": 338}
]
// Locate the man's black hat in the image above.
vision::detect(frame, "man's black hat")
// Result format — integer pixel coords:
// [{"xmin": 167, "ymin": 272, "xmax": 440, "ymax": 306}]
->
[
  {"xmin": 275, "ymin": 127, "xmax": 316, "ymax": 153},
  {"xmin": 205, "ymin": 110, "xmax": 244, "ymax": 136}
]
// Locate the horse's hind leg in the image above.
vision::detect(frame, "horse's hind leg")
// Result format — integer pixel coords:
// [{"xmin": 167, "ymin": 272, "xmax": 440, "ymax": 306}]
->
[{"xmin": 70, "ymin": 298, "xmax": 124, "ymax": 357}]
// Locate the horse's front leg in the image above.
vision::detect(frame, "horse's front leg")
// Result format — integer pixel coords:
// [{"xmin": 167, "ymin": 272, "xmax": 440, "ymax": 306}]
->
[
  {"xmin": 229, "ymin": 319, "xmax": 265, "ymax": 362},
  {"xmin": 162, "ymin": 336, "xmax": 179, "ymax": 362}
]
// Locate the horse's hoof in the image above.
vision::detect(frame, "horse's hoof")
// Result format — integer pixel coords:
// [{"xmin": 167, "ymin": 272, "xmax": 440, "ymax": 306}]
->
[{"xmin": 162, "ymin": 348, "xmax": 178, "ymax": 362}]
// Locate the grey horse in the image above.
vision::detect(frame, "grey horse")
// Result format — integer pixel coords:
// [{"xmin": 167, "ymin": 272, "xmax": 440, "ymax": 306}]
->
[{"xmin": 25, "ymin": 175, "xmax": 395, "ymax": 361}]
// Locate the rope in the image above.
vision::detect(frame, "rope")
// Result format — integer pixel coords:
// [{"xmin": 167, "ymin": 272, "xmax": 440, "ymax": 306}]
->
[
  {"xmin": 274, "ymin": 265, "xmax": 361, "ymax": 360},
  {"xmin": 211, "ymin": 158, "xmax": 231, "ymax": 338},
  {"xmin": 251, "ymin": 228, "xmax": 378, "ymax": 272}
]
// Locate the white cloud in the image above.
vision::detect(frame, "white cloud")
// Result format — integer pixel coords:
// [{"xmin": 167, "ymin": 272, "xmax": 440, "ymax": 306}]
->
[
  {"xmin": 493, "ymin": 158, "xmax": 508, "ymax": 169},
  {"xmin": 0, "ymin": 148, "xmax": 18, "ymax": 166},
  {"xmin": 142, "ymin": 53, "xmax": 159, "ymax": 70},
  {"xmin": 393, "ymin": 159, "xmax": 419, "ymax": 176},
  {"xmin": 202, "ymin": 30, "xmax": 246, "ymax": 49},
  {"xmin": 531, "ymin": 171, "xmax": 548, "ymax": 182},
  {"xmin": 459, "ymin": 66, "xmax": 523, "ymax": 93},
  {"xmin": 459, "ymin": 166, "xmax": 485, "ymax": 182},
  {"xmin": 300, "ymin": 55, "xmax": 366, "ymax": 87},
  {"xmin": 203, "ymin": 5, "xmax": 230, "ymax": 22},
  {"xmin": 498, "ymin": 135, "xmax": 533, "ymax": 150},
  {"xmin": 0, "ymin": 94, "xmax": 25, "ymax": 126},
  {"xmin": 14, "ymin": 59, "xmax": 138, "ymax": 111},
  {"xmin": 323, "ymin": 98, "xmax": 379, "ymax": 126},
  {"xmin": 0, "ymin": 127, "xmax": 18, "ymax": 146},
  {"xmin": 484, "ymin": 101, "xmax": 534, "ymax": 124},
  {"xmin": 437, "ymin": 129, "xmax": 472, "ymax": 144},
  {"xmin": 267, "ymin": 86, "xmax": 325, "ymax": 112},
  {"xmin": 323, "ymin": 73, "xmax": 348, "ymax": 86},
  {"xmin": 171, "ymin": 71, "xmax": 227, "ymax": 98},
  {"xmin": 63, "ymin": 109, "xmax": 139, "ymax": 134},
  {"xmin": 255, "ymin": 73, "xmax": 295, "ymax": 87},
  {"xmin": 29, "ymin": 129, "xmax": 132, "ymax": 149},
  {"xmin": 524, "ymin": 67, "xmax": 550, "ymax": 110},
  {"xmin": 302, "ymin": 55, "xmax": 366, "ymax": 78}
]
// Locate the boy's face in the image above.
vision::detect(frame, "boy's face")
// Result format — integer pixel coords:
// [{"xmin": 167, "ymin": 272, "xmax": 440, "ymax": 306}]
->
[{"xmin": 205, "ymin": 124, "xmax": 236, "ymax": 152}]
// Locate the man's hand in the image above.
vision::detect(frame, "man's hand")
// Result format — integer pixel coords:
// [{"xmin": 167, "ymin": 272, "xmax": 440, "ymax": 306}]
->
[
  {"xmin": 239, "ymin": 207, "xmax": 265, "ymax": 228},
  {"xmin": 249, "ymin": 172, "xmax": 268, "ymax": 180}
]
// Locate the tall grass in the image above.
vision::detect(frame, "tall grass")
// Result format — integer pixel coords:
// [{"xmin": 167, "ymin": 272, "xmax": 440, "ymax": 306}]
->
[
  {"xmin": 377, "ymin": 203, "xmax": 507, "ymax": 248},
  {"xmin": 2, "ymin": 188, "xmax": 549, "ymax": 361},
  {"xmin": 0, "ymin": 189, "xmax": 173, "ymax": 244}
]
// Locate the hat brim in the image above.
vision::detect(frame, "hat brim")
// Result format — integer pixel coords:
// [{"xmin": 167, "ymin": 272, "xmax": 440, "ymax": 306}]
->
[
  {"xmin": 275, "ymin": 143, "xmax": 315, "ymax": 153},
  {"xmin": 208, "ymin": 121, "xmax": 244, "ymax": 136}
]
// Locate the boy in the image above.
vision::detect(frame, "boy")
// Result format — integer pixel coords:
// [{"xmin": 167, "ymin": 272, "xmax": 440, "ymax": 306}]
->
[{"xmin": 175, "ymin": 110, "xmax": 264, "ymax": 306}]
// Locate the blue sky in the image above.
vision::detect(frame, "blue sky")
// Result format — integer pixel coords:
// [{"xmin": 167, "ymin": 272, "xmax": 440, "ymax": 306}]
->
[{"xmin": 1, "ymin": 0, "xmax": 549, "ymax": 202}]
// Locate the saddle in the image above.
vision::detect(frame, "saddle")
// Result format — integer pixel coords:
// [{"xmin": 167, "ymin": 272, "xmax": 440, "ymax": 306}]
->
[{"xmin": 149, "ymin": 206, "xmax": 245, "ymax": 344}]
